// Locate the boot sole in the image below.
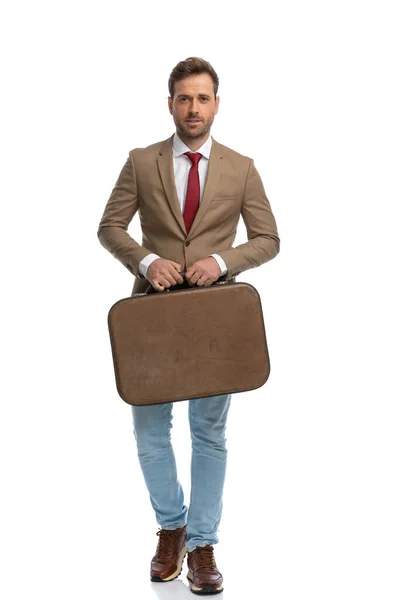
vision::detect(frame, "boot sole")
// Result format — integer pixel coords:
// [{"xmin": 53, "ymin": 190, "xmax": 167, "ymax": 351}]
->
[
  {"xmin": 151, "ymin": 546, "xmax": 188, "ymax": 582},
  {"xmin": 187, "ymin": 570, "xmax": 224, "ymax": 594}
]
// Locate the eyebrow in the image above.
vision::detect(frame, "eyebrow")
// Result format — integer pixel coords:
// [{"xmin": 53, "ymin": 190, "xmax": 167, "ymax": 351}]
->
[{"xmin": 176, "ymin": 93, "xmax": 212, "ymax": 99}]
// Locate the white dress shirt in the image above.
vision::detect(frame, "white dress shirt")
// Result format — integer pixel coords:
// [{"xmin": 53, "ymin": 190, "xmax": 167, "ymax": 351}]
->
[{"xmin": 138, "ymin": 133, "xmax": 228, "ymax": 278}]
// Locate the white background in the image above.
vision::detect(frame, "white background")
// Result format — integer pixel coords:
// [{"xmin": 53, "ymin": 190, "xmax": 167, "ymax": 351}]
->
[{"xmin": 1, "ymin": 1, "xmax": 399, "ymax": 599}]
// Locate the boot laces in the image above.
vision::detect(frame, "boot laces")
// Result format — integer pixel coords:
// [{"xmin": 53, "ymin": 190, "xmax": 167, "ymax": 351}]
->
[
  {"xmin": 155, "ymin": 528, "xmax": 177, "ymax": 559},
  {"xmin": 192, "ymin": 545, "xmax": 216, "ymax": 570}
]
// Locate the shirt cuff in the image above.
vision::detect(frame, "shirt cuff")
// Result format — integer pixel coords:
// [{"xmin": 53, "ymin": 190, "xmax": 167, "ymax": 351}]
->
[
  {"xmin": 210, "ymin": 254, "xmax": 227, "ymax": 276},
  {"xmin": 139, "ymin": 253, "xmax": 160, "ymax": 278}
]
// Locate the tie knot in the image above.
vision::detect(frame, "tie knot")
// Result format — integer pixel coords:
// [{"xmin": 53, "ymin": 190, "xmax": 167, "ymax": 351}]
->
[{"xmin": 184, "ymin": 151, "xmax": 202, "ymax": 166}]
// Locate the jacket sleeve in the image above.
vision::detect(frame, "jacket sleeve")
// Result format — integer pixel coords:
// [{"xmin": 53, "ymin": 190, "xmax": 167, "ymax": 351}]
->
[
  {"xmin": 217, "ymin": 159, "xmax": 280, "ymax": 279},
  {"xmin": 97, "ymin": 153, "xmax": 151, "ymax": 278}
]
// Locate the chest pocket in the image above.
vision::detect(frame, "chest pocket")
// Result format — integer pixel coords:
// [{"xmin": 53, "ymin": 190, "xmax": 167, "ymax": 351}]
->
[{"xmin": 212, "ymin": 193, "xmax": 242, "ymax": 202}]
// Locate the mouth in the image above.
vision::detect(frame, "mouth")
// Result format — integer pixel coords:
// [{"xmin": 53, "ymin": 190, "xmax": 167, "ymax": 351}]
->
[{"xmin": 186, "ymin": 119, "xmax": 202, "ymax": 125}]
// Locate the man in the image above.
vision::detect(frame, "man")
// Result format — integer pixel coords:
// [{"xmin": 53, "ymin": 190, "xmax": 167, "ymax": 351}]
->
[{"xmin": 98, "ymin": 57, "xmax": 280, "ymax": 595}]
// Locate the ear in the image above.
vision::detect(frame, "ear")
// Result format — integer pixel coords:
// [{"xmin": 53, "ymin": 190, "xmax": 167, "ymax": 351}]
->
[
  {"xmin": 214, "ymin": 95, "xmax": 220, "ymax": 115},
  {"xmin": 168, "ymin": 96, "xmax": 173, "ymax": 115}
]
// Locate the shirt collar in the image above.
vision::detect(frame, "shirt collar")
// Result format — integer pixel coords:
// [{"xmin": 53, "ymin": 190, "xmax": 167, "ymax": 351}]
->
[{"xmin": 173, "ymin": 133, "xmax": 212, "ymax": 160}]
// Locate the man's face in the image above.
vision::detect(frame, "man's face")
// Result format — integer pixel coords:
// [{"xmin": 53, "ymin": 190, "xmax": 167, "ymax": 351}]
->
[{"xmin": 168, "ymin": 74, "xmax": 219, "ymax": 142}]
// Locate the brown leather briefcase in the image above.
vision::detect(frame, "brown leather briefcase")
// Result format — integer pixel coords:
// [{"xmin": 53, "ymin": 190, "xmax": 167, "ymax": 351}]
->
[{"xmin": 107, "ymin": 278, "xmax": 270, "ymax": 406}]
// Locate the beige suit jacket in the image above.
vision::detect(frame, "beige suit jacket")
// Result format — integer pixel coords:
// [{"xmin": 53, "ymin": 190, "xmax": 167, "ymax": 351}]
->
[{"xmin": 98, "ymin": 134, "xmax": 280, "ymax": 295}]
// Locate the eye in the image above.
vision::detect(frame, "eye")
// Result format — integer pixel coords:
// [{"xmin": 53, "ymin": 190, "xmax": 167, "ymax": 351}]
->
[{"xmin": 200, "ymin": 97, "xmax": 209, "ymax": 102}]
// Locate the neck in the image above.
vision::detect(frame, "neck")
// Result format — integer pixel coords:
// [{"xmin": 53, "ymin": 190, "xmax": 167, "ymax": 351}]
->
[{"xmin": 177, "ymin": 132, "xmax": 210, "ymax": 152}]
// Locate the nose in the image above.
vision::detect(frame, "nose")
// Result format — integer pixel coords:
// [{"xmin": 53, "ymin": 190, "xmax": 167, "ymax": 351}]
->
[{"xmin": 189, "ymin": 99, "xmax": 200, "ymax": 114}]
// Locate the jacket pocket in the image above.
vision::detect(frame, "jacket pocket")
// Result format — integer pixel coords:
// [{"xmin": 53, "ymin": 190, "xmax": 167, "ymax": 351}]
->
[{"xmin": 213, "ymin": 193, "xmax": 242, "ymax": 202}]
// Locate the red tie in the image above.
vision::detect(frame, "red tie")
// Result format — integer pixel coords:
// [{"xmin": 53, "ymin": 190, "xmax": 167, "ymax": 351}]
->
[{"xmin": 183, "ymin": 152, "xmax": 202, "ymax": 233}]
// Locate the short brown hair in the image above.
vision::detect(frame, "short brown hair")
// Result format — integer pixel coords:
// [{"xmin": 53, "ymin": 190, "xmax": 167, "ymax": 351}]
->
[{"xmin": 168, "ymin": 57, "xmax": 219, "ymax": 99}]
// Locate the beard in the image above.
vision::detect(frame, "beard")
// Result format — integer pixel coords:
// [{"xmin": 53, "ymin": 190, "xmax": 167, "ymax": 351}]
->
[{"xmin": 174, "ymin": 116, "xmax": 213, "ymax": 141}]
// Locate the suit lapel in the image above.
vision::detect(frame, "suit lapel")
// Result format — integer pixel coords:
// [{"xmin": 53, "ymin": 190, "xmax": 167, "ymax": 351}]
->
[
  {"xmin": 156, "ymin": 135, "xmax": 187, "ymax": 236},
  {"xmin": 188, "ymin": 137, "xmax": 223, "ymax": 238},
  {"xmin": 156, "ymin": 135, "xmax": 224, "ymax": 238}
]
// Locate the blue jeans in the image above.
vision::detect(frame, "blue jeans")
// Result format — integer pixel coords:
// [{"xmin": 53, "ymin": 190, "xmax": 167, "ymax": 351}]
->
[{"xmin": 131, "ymin": 394, "xmax": 231, "ymax": 553}]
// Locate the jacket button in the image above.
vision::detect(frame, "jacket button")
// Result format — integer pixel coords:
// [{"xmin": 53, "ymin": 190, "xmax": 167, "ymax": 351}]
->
[{"xmin": 185, "ymin": 241, "xmax": 190, "ymax": 246}]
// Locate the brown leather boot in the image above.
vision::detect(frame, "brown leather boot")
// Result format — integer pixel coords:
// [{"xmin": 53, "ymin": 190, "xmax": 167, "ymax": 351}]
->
[
  {"xmin": 187, "ymin": 545, "xmax": 224, "ymax": 594},
  {"xmin": 150, "ymin": 525, "xmax": 187, "ymax": 582}
]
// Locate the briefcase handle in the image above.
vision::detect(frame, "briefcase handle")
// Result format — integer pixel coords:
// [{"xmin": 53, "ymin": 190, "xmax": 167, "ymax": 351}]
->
[{"xmin": 143, "ymin": 272, "xmax": 236, "ymax": 295}]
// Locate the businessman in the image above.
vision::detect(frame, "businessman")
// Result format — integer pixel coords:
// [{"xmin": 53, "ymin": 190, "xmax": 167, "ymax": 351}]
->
[{"xmin": 98, "ymin": 56, "xmax": 280, "ymax": 594}]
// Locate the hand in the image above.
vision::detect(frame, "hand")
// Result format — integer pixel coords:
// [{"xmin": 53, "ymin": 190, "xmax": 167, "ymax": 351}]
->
[
  {"xmin": 185, "ymin": 257, "xmax": 222, "ymax": 287},
  {"xmin": 147, "ymin": 258, "xmax": 184, "ymax": 292}
]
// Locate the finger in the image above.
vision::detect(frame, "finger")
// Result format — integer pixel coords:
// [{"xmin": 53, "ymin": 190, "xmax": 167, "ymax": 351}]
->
[
  {"xmin": 152, "ymin": 276, "xmax": 172, "ymax": 289},
  {"xmin": 168, "ymin": 266, "xmax": 184, "ymax": 284},
  {"xmin": 191, "ymin": 271, "xmax": 205, "ymax": 285},
  {"xmin": 152, "ymin": 281, "xmax": 165, "ymax": 292},
  {"xmin": 204, "ymin": 277, "xmax": 216, "ymax": 286},
  {"xmin": 197, "ymin": 276, "xmax": 209, "ymax": 286},
  {"xmin": 159, "ymin": 272, "xmax": 177, "ymax": 287},
  {"xmin": 185, "ymin": 264, "xmax": 195, "ymax": 278}
]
